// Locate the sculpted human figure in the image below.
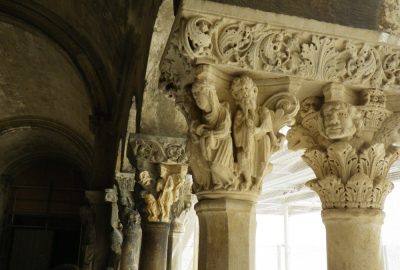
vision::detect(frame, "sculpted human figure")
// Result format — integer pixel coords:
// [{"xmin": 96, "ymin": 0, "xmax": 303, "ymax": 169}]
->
[
  {"xmin": 231, "ymin": 75, "xmax": 277, "ymax": 190},
  {"xmin": 319, "ymin": 101, "xmax": 361, "ymax": 140},
  {"xmin": 139, "ymin": 171, "xmax": 161, "ymax": 221},
  {"xmin": 191, "ymin": 79, "xmax": 235, "ymax": 189},
  {"xmin": 158, "ymin": 175, "xmax": 175, "ymax": 222}
]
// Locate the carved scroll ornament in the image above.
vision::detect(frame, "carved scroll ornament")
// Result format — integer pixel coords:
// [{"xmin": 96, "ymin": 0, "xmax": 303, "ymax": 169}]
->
[
  {"xmin": 131, "ymin": 134, "xmax": 188, "ymax": 164},
  {"xmin": 189, "ymin": 74, "xmax": 299, "ymax": 194},
  {"xmin": 287, "ymin": 83, "xmax": 400, "ymax": 209},
  {"xmin": 161, "ymin": 15, "xmax": 400, "ymax": 95}
]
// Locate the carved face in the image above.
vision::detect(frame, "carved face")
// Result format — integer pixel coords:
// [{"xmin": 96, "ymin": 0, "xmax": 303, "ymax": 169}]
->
[
  {"xmin": 300, "ymin": 97, "xmax": 322, "ymax": 119},
  {"xmin": 231, "ymin": 76, "xmax": 258, "ymax": 114},
  {"xmin": 321, "ymin": 101, "xmax": 357, "ymax": 139},
  {"xmin": 192, "ymin": 82, "xmax": 213, "ymax": 113}
]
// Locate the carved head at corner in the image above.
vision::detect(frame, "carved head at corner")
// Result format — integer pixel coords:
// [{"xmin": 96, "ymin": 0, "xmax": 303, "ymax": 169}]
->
[
  {"xmin": 231, "ymin": 75, "xmax": 258, "ymax": 115},
  {"xmin": 192, "ymin": 80, "xmax": 219, "ymax": 114},
  {"xmin": 320, "ymin": 101, "xmax": 361, "ymax": 140}
]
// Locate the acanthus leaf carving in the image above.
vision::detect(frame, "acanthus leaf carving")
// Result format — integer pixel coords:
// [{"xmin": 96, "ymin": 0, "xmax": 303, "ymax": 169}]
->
[
  {"xmin": 160, "ymin": 14, "xmax": 400, "ymax": 98},
  {"xmin": 288, "ymin": 85, "xmax": 400, "ymax": 209}
]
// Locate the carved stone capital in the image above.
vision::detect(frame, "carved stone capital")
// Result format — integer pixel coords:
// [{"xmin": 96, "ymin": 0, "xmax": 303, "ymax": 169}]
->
[
  {"xmin": 115, "ymin": 172, "xmax": 135, "ymax": 209},
  {"xmin": 188, "ymin": 69, "xmax": 299, "ymax": 195},
  {"xmin": 130, "ymin": 134, "xmax": 188, "ymax": 164},
  {"xmin": 287, "ymin": 84, "xmax": 400, "ymax": 209},
  {"xmin": 138, "ymin": 164, "xmax": 188, "ymax": 223}
]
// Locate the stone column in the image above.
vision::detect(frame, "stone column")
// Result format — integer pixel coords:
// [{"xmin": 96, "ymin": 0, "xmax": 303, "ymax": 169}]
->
[
  {"xmin": 185, "ymin": 70, "xmax": 299, "ymax": 270},
  {"xmin": 85, "ymin": 190, "xmax": 110, "ymax": 270},
  {"xmin": 131, "ymin": 134, "xmax": 189, "ymax": 270},
  {"xmin": 115, "ymin": 172, "xmax": 142, "ymax": 270},
  {"xmin": 287, "ymin": 85, "xmax": 400, "ymax": 270},
  {"xmin": 167, "ymin": 176, "xmax": 193, "ymax": 270}
]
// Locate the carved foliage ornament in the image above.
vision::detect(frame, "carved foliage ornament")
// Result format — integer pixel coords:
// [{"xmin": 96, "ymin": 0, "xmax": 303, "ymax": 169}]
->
[
  {"xmin": 131, "ymin": 134, "xmax": 188, "ymax": 164},
  {"xmin": 287, "ymin": 84, "xmax": 400, "ymax": 209},
  {"xmin": 189, "ymin": 75, "xmax": 299, "ymax": 194},
  {"xmin": 161, "ymin": 15, "xmax": 400, "ymax": 92}
]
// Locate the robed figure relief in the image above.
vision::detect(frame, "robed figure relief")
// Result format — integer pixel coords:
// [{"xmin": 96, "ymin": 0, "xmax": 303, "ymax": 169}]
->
[
  {"xmin": 231, "ymin": 76, "xmax": 277, "ymax": 191},
  {"xmin": 191, "ymin": 80, "xmax": 235, "ymax": 190}
]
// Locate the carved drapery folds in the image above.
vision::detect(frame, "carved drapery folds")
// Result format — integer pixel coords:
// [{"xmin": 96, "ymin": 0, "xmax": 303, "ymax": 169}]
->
[
  {"xmin": 189, "ymin": 72, "xmax": 299, "ymax": 194},
  {"xmin": 138, "ymin": 164, "xmax": 188, "ymax": 223},
  {"xmin": 161, "ymin": 14, "xmax": 400, "ymax": 96},
  {"xmin": 287, "ymin": 83, "xmax": 400, "ymax": 209}
]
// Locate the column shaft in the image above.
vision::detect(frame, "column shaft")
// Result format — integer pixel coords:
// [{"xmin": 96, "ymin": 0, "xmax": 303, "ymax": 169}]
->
[
  {"xmin": 323, "ymin": 209, "xmax": 385, "ymax": 270},
  {"xmin": 139, "ymin": 222, "xmax": 170, "ymax": 270},
  {"xmin": 195, "ymin": 197, "xmax": 256, "ymax": 270},
  {"xmin": 167, "ymin": 230, "xmax": 184, "ymax": 270}
]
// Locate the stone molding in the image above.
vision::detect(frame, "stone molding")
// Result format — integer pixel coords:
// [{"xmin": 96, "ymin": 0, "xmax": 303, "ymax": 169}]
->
[
  {"xmin": 130, "ymin": 134, "xmax": 188, "ymax": 164},
  {"xmin": 287, "ymin": 83, "xmax": 400, "ymax": 209},
  {"xmin": 138, "ymin": 164, "xmax": 188, "ymax": 223},
  {"xmin": 189, "ymin": 72, "xmax": 299, "ymax": 194},
  {"xmin": 161, "ymin": 13, "xmax": 400, "ymax": 93}
]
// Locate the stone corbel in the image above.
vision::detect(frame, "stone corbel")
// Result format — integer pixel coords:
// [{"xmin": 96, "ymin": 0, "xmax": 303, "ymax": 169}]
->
[{"xmin": 287, "ymin": 83, "xmax": 400, "ymax": 209}]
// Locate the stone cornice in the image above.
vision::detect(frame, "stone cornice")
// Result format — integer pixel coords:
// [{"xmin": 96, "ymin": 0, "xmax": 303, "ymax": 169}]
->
[
  {"xmin": 161, "ymin": 2, "xmax": 400, "ymax": 93},
  {"xmin": 130, "ymin": 133, "xmax": 188, "ymax": 164}
]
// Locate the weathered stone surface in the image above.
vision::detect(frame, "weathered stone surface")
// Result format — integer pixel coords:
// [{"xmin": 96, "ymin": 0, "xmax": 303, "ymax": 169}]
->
[
  {"xmin": 195, "ymin": 196, "xmax": 257, "ymax": 270},
  {"xmin": 207, "ymin": 0, "xmax": 381, "ymax": 30},
  {"xmin": 139, "ymin": 222, "xmax": 171, "ymax": 270},
  {"xmin": 323, "ymin": 209, "xmax": 385, "ymax": 270}
]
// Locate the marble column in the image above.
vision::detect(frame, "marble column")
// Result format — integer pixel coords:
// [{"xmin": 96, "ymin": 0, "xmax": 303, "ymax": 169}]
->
[
  {"xmin": 85, "ymin": 190, "xmax": 110, "ymax": 270},
  {"xmin": 186, "ymin": 71, "xmax": 299, "ymax": 270},
  {"xmin": 167, "ymin": 176, "xmax": 193, "ymax": 270},
  {"xmin": 287, "ymin": 85, "xmax": 399, "ymax": 270}
]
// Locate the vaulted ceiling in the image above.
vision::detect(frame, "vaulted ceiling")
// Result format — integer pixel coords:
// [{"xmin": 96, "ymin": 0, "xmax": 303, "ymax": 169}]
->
[{"xmin": 0, "ymin": 0, "xmax": 163, "ymax": 188}]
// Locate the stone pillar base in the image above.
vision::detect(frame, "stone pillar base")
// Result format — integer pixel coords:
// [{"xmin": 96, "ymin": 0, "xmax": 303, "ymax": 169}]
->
[
  {"xmin": 322, "ymin": 209, "xmax": 385, "ymax": 270},
  {"xmin": 139, "ymin": 222, "xmax": 170, "ymax": 270},
  {"xmin": 195, "ymin": 192, "xmax": 257, "ymax": 270}
]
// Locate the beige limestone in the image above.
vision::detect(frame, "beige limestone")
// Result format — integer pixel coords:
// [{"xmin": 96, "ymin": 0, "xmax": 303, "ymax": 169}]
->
[
  {"xmin": 323, "ymin": 209, "xmax": 385, "ymax": 270},
  {"xmin": 195, "ymin": 193, "xmax": 257, "ymax": 270}
]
